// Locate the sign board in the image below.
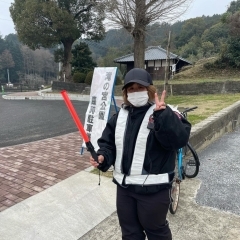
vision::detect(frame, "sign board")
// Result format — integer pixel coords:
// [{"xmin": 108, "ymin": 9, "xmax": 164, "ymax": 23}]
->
[{"xmin": 82, "ymin": 67, "xmax": 117, "ymax": 151}]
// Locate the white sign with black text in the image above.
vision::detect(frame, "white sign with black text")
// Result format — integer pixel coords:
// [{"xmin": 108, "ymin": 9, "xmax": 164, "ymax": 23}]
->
[{"xmin": 82, "ymin": 67, "xmax": 117, "ymax": 151}]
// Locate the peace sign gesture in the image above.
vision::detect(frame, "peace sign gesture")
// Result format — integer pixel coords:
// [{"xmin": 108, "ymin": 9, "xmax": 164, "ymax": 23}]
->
[{"xmin": 154, "ymin": 90, "xmax": 166, "ymax": 111}]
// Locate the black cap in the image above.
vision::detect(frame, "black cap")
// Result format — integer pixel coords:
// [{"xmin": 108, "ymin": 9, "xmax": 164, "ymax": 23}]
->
[{"xmin": 122, "ymin": 68, "xmax": 153, "ymax": 90}]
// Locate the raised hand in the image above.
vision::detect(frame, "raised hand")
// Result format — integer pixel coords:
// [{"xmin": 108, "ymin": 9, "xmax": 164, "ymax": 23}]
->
[{"xmin": 154, "ymin": 90, "xmax": 166, "ymax": 111}]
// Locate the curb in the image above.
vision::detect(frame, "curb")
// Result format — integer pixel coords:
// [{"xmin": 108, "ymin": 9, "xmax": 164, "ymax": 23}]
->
[
  {"xmin": 2, "ymin": 93, "xmax": 90, "ymax": 101},
  {"xmin": 2, "ymin": 92, "xmax": 123, "ymax": 101},
  {"xmin": 190, "ymin": 100, "xmax": 240, "ymax": 152}
]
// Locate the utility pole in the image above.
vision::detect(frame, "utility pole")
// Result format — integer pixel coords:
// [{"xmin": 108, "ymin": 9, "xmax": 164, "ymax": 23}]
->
[
  {"xmin": 164, "ymin": 31, "xmax": 171, "ymax": 93},
  {"xmin": 63, "ymin": 71, "xmax": 66, "ymax": 82},
  {"xmin": 7, "ymin": 68, "xmax": 10, "ymax": 83},
  {"xmin": 59, "ymin": 62, "xmax": 61, "ymax": 80},
  {"xmin": 58, "ymin": 44, "xmax": 61, "ymax": 81}
]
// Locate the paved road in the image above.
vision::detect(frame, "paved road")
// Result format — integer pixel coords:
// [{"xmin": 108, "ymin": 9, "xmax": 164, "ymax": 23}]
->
[
  {"xmin": 0, "ymin": 96, "xmax": 87, "ymax": 147},
  {"xmin": 0, "ymin": 96, "xmax": 117, "ymax": 148},
  {"xmin": 196, "ymin": 126, "xmax": 240, "ymax": 215}
]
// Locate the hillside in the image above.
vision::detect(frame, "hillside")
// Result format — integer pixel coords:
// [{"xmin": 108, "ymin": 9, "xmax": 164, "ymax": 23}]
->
[{"xmin": 173, "ymin": 58, "xmax": 240, "ymax": 82}]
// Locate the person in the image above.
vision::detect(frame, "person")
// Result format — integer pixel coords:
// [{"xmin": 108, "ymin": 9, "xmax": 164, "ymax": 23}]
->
[{"xmin": 90, "ymin": 68, "xmax": 191, "ymax": 240}]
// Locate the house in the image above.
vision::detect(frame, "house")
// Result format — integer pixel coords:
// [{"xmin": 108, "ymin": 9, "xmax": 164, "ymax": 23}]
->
[{"xmin": 114, "ymin": 46, "xmax": 192, "ymax": 80}]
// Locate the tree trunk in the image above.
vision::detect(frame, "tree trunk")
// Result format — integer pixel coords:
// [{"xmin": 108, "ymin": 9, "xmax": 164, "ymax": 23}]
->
[
  {"xmin": 133, "ymin": 31, "xmax": 145, "ymax": 69},
  {"xmin": 62, "ymin": 39, "xmax": 74, "ymax": 82},
  {"xmin": 133, "ymin": 0, "xmax": 146, "ymax": 69}
]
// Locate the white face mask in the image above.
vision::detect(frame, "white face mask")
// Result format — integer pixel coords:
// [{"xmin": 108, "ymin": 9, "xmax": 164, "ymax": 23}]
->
[{"xmin": 127, "ymin": 91, "xmax": 149, "ymax": 107}]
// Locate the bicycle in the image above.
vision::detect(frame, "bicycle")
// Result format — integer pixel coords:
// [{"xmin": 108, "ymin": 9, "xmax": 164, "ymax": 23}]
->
[{"xmin": 169, "ymin": 106, "xmax": 200, "ymax": 214}]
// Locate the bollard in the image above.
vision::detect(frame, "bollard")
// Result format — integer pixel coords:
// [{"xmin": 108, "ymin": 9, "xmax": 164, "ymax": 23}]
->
[{"xmin": 1, "ymin": 85, "xmax": 4, "ymax": 94}]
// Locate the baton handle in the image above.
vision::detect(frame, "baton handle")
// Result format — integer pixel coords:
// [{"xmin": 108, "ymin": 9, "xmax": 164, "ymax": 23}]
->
[{"xmin": 86, "ymin": 141, "xmax": 101, "ymax": 165}]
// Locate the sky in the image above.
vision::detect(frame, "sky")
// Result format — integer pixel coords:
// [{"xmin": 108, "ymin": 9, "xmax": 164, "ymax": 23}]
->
[{"xmin": 0, "ymin": 0, "xmax": 234, "ymax": 38}]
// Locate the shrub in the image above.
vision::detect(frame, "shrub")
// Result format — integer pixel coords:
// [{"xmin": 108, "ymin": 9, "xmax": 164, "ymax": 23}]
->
[
  {"xmin": 73, "ymin": 72, "xmax": 86, "ymax": 83},
  {"xmin": 85, "ymin": 71, "xmax": 94, "ymax": 85}
]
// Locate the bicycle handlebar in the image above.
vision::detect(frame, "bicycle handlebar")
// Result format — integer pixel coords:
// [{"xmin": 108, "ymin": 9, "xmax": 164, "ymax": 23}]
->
[{"xmin": 181, "ymin": 106, "xmax": 198, "ymax": 115}]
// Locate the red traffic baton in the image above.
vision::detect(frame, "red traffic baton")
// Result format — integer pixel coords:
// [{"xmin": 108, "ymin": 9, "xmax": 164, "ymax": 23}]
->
[{"xmin": 61, "ymin": 90, "xmax": 99, "ymax": 163}]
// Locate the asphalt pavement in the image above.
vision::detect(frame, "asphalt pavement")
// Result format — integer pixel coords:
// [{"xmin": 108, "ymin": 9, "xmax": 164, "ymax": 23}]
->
[
  {"xmin": 0, "ymin": 95, "xmax": 88, "ymax": 147},
  {"xmin": 0, "ymin": 91, "xmax": 118, "ymax": 147},
  {"xmin": 0, "ymin": 90, "xmax": 240, "ymax": 240},
  {"xmin": 196, "ymin": 126, "xmax": 240, "ymax": 216}
]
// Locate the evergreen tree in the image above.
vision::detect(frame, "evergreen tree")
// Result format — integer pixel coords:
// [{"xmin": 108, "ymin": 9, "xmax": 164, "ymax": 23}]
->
[
  {"xmin": 219, "ymin": 0, "xmax": 240, "ymax": 67},
  {"xmin": 5, "ymin": 34, "xmax": 24, "ymax": 83},
  {"xmin": 71, "ymin": 42, "xmax": 97, "ymax": 74},
  {"xmin": 226, "ymin": 0, "xmax": 240, "ymax": 14},
  {"xmin": 0, "ymin": 37, "xmax": 4, "ymax": 82}
]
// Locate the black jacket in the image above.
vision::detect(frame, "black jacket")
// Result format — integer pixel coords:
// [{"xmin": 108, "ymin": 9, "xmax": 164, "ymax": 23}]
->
[{"xmin": 97, "ymin": 103, "xmax": 191, "ymax": 194}]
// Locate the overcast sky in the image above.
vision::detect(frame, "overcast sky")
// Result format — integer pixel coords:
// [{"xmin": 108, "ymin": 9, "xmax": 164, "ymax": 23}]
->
[{"xmin": 0, "ymin": 0, "xmax": 233, "ymax": 38}]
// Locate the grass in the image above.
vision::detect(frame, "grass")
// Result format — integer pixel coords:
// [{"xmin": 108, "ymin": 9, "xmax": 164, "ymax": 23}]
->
[
  {"xmin": 165, "ymin": 93, "xmax": 240, "ymax": 125},
  {"xmin": 91, "ymin": 168, "xmax": 113, "ymax": 178},
  {"xmin": 153, "ymin": 57, "xmax": 240, "ymax": 84},
  {"xmin": 188, "ymin": 58, "xmax": 239, "ymax": 78},
  {"xmin": 153, "ymin": 78, "xmax": 240, "ymax": 85}
]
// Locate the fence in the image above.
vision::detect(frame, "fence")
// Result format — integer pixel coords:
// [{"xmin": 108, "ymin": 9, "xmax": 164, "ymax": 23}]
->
[{"xmin": 1, "ymin": 84, "xmax": 39, "ymax": 92}]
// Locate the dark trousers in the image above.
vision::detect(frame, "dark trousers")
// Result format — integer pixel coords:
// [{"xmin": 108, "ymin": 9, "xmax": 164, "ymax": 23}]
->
[{"xmin": 116, "ymin": 185, "xmax": 172, "ymax": 240}]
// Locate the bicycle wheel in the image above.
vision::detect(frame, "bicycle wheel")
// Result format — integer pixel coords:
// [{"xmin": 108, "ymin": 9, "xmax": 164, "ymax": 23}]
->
[
  {"xmin": 169, "ymin": 178, "xmax": 180, "ymax": 214},
  {"xmin": 183, "ymin": 143, "xmax": 200, "ymax": 178}
]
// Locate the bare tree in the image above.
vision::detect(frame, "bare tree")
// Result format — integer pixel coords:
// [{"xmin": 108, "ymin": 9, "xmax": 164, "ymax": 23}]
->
[
  {"xmin": 21, "ymin": 45, "xmax": 57, "ymax": 84},
  {"xmin": 0, "ymin": 50, "xmax": 15, "ymax": 69},
  {"xmin": 103, "ymin": 0, "xmax": 192, "ymax": 68}
]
